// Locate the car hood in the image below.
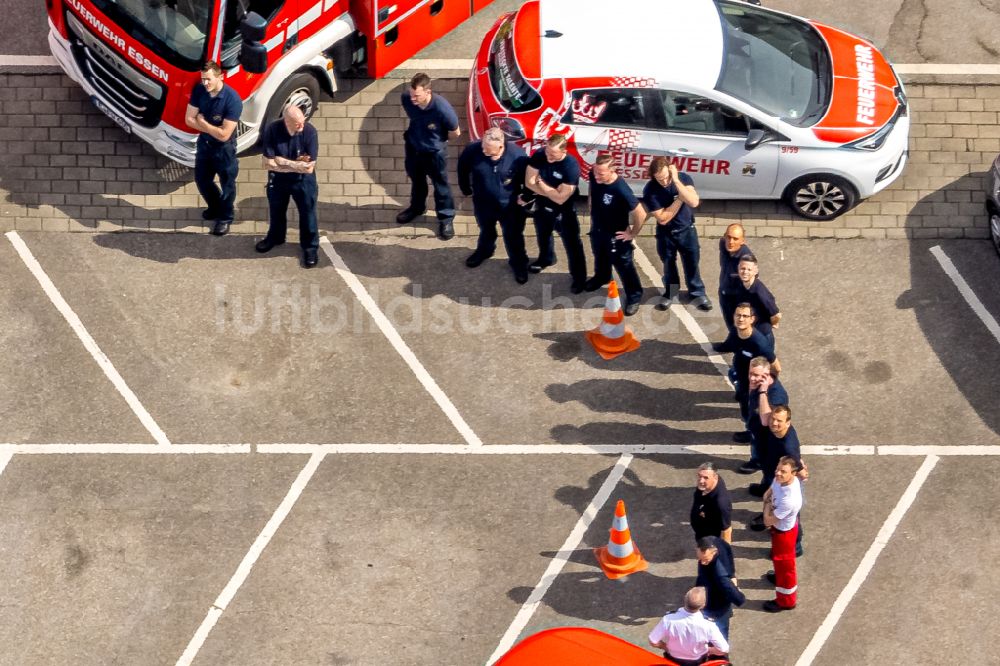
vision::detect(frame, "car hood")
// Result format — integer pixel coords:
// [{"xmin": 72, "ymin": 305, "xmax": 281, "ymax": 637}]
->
[{"xmin": 808, "ymin": 21, "xmax": 903, "ymax": 144}]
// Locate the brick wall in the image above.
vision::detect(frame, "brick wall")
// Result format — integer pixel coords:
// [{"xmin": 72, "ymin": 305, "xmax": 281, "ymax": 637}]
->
[{"xmin": 0, "ymin": 72, "xmax": 995, "ymax": 240}]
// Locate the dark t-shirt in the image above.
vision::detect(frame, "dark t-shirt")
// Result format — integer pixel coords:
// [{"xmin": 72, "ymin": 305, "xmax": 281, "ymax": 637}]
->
[
  {"xmin": 718, "ymin": 239, "xmax": 753, "ymax": 297},
  {"xmin": 735, "ymin": 278, "xmax": 779, "ymax": 338},
  {"xmin": 457, "ymin": 141, "xmax": 528, "ymax": 211},
  {"xmin": 262, "ymin": 120, "xmax": 319, "ymax": 182},
  {"xmin": 765, "ymin": 424, "xmax": 802, "ymax": 476},
  {"xmin": 529, "ymin": 149, "xmax": 580, "ymax": 212},
  {"xmin": 589, "ymin": 173, "xmax": 639, "ymax": 234},
  {"xmin": 696, "ymin": 537, "xmax": 746, "ymax": 616},
  {"xmin": 748, "ymin": 378, "xmax": 789, "ymax": 433},
  {"xmin": 690, "ymin": 477, "xmax": 732, "ymax": 539},
  {"xmin": 189, "ymin": 83, "xmax": 242, "ymax": 149},
  {"xmin": 401, "ymin": 93, "xmax": 459, "ymax": 153},
  {"xmin": 642, "ymin": 172, "xmax": 695, "ymax": 233},
  {"xmin": 718, "ymin": 328, "xmax": 775, "ymax": 392}
]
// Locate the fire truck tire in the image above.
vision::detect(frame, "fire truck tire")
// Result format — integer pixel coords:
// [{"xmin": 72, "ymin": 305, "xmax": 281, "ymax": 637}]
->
[
  {"xmin": 266, "ymin": 72, "xmax": 321, "ymax": 126},
  {"xmin": 782, "ymin": 174, "xmax": 858, "ymax": 221}
]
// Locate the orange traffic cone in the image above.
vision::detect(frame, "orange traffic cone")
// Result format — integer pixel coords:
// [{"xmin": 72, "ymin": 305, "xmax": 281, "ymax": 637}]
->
[
  {"xmin": 594, "ymin": 500, "xmax": 648, "ymax": 579},
  {"xmin": 584, "ymin": 280, "xmax": 640, "ymax": 360}
]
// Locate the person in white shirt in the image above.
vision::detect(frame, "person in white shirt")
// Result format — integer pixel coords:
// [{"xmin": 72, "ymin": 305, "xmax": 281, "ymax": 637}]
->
[
  {"xmin": 648, "ymin": 587, "xmax": 729, "ymax": 665},
  {"xmin": 763, "ymin": 455, "xmax": 803, "ymax": 612}
]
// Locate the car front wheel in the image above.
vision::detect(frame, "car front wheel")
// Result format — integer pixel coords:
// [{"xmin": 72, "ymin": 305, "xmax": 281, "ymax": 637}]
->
[
  {"xmin": 990, "ymin": 209, "xmax": 1000, "ymax": 258},
  {"xmin": 265, "ymin": 72, "xmax": 321, "ymax": 128},
  {"xmin": 782, "ymin": 175, "xmax": 858, "ymax": 220}
]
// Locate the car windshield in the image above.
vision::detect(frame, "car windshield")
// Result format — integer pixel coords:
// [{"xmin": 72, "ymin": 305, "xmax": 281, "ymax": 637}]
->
[
  {"xmin": 90, "ymin": 0, "xmax": 211, "ymax": 67},
  {"xmin": 715, "ymin": 1, "xmax": 831, "ymax": 126},
  {"xmin": 487, "ymin": 15, "xmax": 542, "ymax": 113}
]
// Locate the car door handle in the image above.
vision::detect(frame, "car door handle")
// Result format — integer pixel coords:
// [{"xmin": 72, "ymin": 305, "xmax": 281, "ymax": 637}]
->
[{"xmin": 667, "ymin": 148, "xmax": 693, "ymax": 156}]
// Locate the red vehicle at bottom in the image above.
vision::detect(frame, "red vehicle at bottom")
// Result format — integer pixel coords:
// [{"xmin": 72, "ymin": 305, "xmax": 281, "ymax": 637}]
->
[{"xmin": 495, "ymin": 627, "xmax": 731, "ymax": 666}]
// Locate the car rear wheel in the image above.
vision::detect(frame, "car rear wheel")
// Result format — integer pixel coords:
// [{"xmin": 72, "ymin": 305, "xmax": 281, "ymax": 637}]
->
[
  {"xmin": 990, "ymin": 209, "xmax": 1000, "ymax": 258},
  {"xmin": 783, "ymin": 175, "xmax": 858, "ymax": 220}
]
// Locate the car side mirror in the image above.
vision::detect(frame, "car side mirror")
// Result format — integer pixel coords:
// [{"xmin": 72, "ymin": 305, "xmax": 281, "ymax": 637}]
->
[
  {"xmin": 744, "ymin": 129, "xmax": 768, "ymax": 150},
  {"xmin": 239, "ymin": 12, "xmax": 268, "ymax": 74}
]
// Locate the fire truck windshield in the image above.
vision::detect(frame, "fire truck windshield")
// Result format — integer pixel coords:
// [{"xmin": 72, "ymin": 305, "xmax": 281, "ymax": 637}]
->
[{"xmin": 90, "ymin": 0, "xmax": 212, "ymax": 66}]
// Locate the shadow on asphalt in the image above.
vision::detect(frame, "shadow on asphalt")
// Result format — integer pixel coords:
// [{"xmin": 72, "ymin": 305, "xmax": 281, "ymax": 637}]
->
[
  {"xmin": 505, "ymin": 463, "xmax": 772, "ymax": 623},
  {"xmin": 899, "ymin": 171, "xmax": 1000, "ymax": 437}
]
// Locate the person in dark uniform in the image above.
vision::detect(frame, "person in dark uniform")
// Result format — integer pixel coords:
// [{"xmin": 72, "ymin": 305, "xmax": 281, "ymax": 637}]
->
[
  {"xmin": 643, "ymin": 157, "xmax": 712, "ymax": 311},
  {"xmin": 396, "ymin": 72, "xmax": 461, "ymax": 240},
  {"xmin": 734, "ymin": 253, "xmax": 781, "ymax": 346},
  {"xmin": 713, "ymin": 303, "xmax": 779, "ymax": 444},
  {"xmin": 749, "ymin": 405, "xmax": 807, "ymax": 560},
  {"xmin": 524, "ymin": 134, "xmax": 587, "ymax": 293},
  {"xmin": 583, "ymin": 154, "xmax": 647, "ymax": 315},
  {"xmin": 255, "ymin": 106, "xmax": 320, "ymax": 268},
  {"xmin": 185, "ymin": 61, "xmax": 242, "ymax": 236},
  {"xmin": 457, "ymin": 127, "xmax": 531, "ymax": 283},
  {"xmin": 754, "ymin": 405, "xmax": 804, "ymax": 495},
  {"xmin": 695, "ymin": 536, "xmax": 746, "ymax": 641},
  {"xmin": 718, "ymin": 223, "xmax": 753, "ymax": 333},
  {"xmin": 690, "ymin": 462, "xmax": 733, "ymax": 543},
  {"xmin": 739, "ymin": 356, "xmax": 789, "ymax": 475}
]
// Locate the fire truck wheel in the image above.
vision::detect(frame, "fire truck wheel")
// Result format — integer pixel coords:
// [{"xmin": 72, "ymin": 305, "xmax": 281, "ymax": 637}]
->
[{"xmin": 267, "ymin": 72, "xmax": 321, "ymax": 125}]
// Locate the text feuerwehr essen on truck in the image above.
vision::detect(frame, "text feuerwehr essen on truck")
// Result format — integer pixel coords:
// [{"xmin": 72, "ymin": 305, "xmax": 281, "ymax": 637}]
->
[{"xmin": 48, "ymin": 0, "xmax": 496, "ymax": 166}]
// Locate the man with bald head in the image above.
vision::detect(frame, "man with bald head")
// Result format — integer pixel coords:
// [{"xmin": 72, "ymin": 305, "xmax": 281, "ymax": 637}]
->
[
  {"xmin": 718, "ymin": 223, "xmax": 753, "ymax": 334},
  {"xmin": 648, "ymin": 586, "xmax": 729, "ymax": 665},
  {"xmin": 257, "ymin": 105, "xmax": 320, "ymax": 268}
]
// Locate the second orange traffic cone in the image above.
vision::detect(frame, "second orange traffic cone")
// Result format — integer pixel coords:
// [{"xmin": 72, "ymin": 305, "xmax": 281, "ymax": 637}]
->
[
  {"xmin": 593, "ymin": 499, "xmax": 648, "ymax": 579},
  {"xmin": 584, "ymin": 280, "xmax": 640, "ymax": 360}
]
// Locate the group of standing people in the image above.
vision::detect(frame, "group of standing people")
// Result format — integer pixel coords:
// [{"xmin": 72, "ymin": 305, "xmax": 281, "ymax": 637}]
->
[
  {"xmin": 394, "ymin": 73, "xmax": 715, "ymax": 320},
  {"xmin": 647, "ymin": 225, "xmax": 807, "ymax": 663},
  {"xmin": 185, "ymin": 68, "xmax": 811, "ymax": 664},
  {"xmin": 187, "ymin": 61, "xmax": 320, "ymax": 268}
]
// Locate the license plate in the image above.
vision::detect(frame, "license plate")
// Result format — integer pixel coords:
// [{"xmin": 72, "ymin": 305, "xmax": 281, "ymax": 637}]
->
[{"xmin": 91, "ymin": 95, "xmax": 131, "ymax": 135}]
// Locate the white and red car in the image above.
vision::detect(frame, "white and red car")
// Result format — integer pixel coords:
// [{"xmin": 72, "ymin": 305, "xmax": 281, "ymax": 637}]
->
[{"xmin": 468, "ymin": 0, "xmax": 909, "ymax": 220}]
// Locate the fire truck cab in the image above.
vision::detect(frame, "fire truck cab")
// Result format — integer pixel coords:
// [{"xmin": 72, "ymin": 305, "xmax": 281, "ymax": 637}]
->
[{"xmin": 47, "ymin": 0, "xmax": 491, "ymax": 166}]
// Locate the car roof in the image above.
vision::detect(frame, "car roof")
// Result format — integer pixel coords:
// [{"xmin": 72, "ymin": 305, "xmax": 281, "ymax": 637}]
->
[{"xmin": 538, "ymin": 0, "xmax": 725, "ymax": 88}]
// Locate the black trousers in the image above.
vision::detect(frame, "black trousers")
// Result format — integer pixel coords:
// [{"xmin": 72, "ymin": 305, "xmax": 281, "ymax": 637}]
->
[
  {"xmin": 534, "ymin": 204, "xmax": 587, "ymax": 284},
  {"xmin": 474, "ymin": 205, "xmax": 528, "ymax": 270},
  {"xmin": 194, "ymin": 140, "xmax": 238, "ymax": 223},
  {"xmin": 589, "ymin": 230, "xmax": 643, "ymax": 305},
  {"xmin": 404, "ymin": 144, "xmax": 455, "ymax": 220},
  {"xmin": 265, "ymin": 174, "xmax": 318, "ymax": 249}
]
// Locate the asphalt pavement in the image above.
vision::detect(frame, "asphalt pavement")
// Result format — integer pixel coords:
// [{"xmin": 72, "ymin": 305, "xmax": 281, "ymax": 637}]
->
[{"xmin": 0, "ymin": 230, "xmax": 998, "ymax": 664}]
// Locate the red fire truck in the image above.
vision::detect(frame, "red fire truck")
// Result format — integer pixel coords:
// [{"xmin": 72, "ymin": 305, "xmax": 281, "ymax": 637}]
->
[{"xmin": 47, "ymin": 0, "xmax": 493, "ymax": 166}]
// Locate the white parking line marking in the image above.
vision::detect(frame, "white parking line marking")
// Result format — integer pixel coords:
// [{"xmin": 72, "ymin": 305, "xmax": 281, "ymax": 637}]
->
[
  {"xmin": 486, "ymin": 453, "xmax": 633, "ymax": 665},
  {"xmin": 0, "ymin": 444, "xmax": 251, "ymax": 454},
  {"xmin": 633, "ymin": 246, "xmax": 733, "ymax": 383},
  {"xmin": 5, "ymin": 231, "xmax": 171, "ymax": 446},
  {"xmin": 894, "ymin": 63, "xmax": 1000, "ymax": 74},
  {"xmin": 0, "ymin": 443, "xmax": 999, "ymax": 455},
  {"xmin": 396, "ymin": 58, "xmax": 474, "ymax": 70},
  {"xmin": 794, "ymin": 454, "xmax": 939, "ymax": 666},
  {"xmin": 930, "ymin": 245, "xmax": 1000, "ymax": 344},
  {"xmin": 0, "ymin": 55, "xmax": 58, "ymax": 66},
  {"xmin": 388, "ymin": 59, "xmax": 1000, "ymax": 75},
  {"xmin": 176, "ymin": 451, "xmax": 325, "ymax": 666},
  {"xmin": 319, "ymin": 237, "xmax": 484, "ymax": 447},
  {"xmin": 0, "ymin": 54, "xmax": 997, "ymax": 74}
]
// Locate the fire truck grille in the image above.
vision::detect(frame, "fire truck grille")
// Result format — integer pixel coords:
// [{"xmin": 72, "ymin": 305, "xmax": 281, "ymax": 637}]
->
[{"xmin": 66, "ymin": 13, "xmax": 166, "ymax": 129}]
